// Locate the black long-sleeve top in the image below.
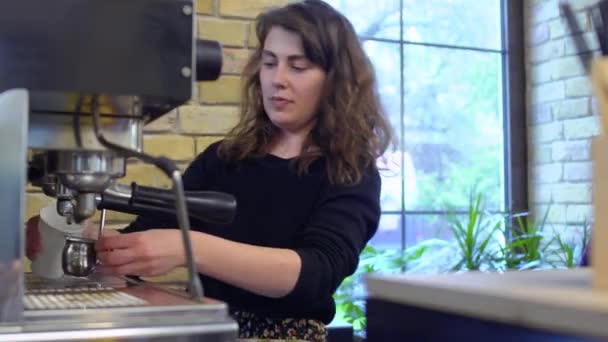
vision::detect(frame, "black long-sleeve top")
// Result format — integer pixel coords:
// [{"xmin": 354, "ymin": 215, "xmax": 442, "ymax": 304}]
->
[{"xmin": 122, "ymin": 141, "xmax": 381, "ymax": 323}]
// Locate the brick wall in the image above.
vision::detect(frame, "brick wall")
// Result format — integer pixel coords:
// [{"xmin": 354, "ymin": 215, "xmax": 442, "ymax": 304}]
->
[
  {"xmin": 525, "ymin": 0, "xmax": 601, "ymax": 237},
  {"xmin": 25, "ymin": 0, "xmax": 288, "ymax": 226}
]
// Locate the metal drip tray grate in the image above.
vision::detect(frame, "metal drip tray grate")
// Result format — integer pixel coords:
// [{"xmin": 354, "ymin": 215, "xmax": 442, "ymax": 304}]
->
[{"xmin": 24, "ymin": 287, "xmax": 148, "ymax": 310}]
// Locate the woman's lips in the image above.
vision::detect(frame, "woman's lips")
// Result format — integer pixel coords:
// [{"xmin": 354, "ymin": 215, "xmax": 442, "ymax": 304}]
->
[{"xmin": 270, "ymin": 97, "xmax": 292, "ymax": 110}]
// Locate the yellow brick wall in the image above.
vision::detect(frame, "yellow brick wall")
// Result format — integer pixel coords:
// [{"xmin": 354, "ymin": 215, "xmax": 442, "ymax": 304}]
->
[{"xmin": 25, "ymin": 0, "xmax": 288, "ymax": 227}]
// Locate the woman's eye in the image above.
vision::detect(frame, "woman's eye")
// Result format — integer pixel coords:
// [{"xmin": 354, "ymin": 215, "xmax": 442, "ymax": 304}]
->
[
  {"xmin": 291, "ymin": 65, "xmax": 308, "ymax": 71},
  {"xmin": 262, "ymin": 62, "xmax": 276, "ymax": 67}
]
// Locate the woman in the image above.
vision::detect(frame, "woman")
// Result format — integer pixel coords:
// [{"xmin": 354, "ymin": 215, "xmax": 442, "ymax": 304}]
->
[{"xmin": 30, "ymin": 1, "xmax": 392, "ymax": 340}]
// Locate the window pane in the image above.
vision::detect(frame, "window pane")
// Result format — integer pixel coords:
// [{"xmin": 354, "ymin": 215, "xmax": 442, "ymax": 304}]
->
[
  {"xmin": 364, "ymin": 41, "xmax": 403, "ymax": 211},
  {"xmin": 403, "ymin": 214, "xmax": 455, "ymax": 273},
  {"xmin": 404, "ymin": 214, "xmax": 452, "ymax": 247},
  {"xmin": 404, "ymin": 214, "xmax": 506, "ymax": 273},
  {"xmin": 323, "ymin": 0, "xmax": 401, "ymax": 40},
  {"xmin": 369, "ymin": 214, "xmax": 402, "ymax": 250},
  {"xmin": 402, "ymin": 45, "xmax": 504, "ymax": 211},
  {"xmin": 403, "ymin": 0, "xmax": 502, "ymax": 50}
]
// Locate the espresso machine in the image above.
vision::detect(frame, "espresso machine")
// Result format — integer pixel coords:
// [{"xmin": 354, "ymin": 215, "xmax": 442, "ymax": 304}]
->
[{"xmin": 0, "ymin": 1, "xmax": 238, "ymax": 340}]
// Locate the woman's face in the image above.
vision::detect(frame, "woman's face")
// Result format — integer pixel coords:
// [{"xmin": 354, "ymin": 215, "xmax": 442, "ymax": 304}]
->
[{"xmin": 259, "ymin": 26, "xmax": 327, "ymax": 136}]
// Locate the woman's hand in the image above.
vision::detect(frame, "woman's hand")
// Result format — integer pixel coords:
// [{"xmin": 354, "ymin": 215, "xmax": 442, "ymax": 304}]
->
[{"xmin": 95, "ymin": 229, "xmax": 186, "ymax": 277}]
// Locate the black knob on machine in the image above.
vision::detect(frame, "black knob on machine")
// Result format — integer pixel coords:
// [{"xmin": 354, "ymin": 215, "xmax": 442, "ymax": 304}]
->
[{"xmin": 196, "ymin": 39, "xmax": 223, "ymax": 81}]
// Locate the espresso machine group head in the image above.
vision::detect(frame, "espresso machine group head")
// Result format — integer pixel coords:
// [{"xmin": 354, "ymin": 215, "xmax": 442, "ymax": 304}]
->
[{"xmin": 0, "ymin": 0, "xmax": 237, "ymax": 336}]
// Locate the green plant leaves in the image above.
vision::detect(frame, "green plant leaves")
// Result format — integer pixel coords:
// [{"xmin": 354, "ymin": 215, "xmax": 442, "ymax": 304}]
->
[{"xmin": 333, "ymin": 192, "xmax": 591, "ymax": 333}]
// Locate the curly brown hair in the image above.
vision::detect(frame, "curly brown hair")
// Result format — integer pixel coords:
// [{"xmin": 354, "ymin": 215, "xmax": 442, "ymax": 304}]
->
[{"xmin": 218, "ymin": 0, "xmax": 393, "ymax": 185}]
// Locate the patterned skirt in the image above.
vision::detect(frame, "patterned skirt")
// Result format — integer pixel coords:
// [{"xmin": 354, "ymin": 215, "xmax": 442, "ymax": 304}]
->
[{"xmin": 231, "ymin": 310, "xmax": 327, "ymax": 342}]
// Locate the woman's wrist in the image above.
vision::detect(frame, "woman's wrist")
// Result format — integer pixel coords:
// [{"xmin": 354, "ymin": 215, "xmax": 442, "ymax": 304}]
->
[{"xmin": 188, "ymin": 231, "xmax": 207, "ymax": 273}]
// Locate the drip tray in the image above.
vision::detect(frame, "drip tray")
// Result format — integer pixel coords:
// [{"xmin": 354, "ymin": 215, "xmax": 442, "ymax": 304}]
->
[
  {"xmin": 18, "ymin": 273, "xmax": 237, "ymax": 340},
  {"xmin": 24, "ymin": 287, "xmax": 148, "ymax": 310}
]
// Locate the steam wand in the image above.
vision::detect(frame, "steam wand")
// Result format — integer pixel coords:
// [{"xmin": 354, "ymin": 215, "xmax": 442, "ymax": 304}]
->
[{"xmin": 88, "ymin": 96, "xmax": 204, "ymax": 301}]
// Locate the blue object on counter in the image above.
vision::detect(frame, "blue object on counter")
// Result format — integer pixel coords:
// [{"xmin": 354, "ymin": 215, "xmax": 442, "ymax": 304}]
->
[
  {"xmin": 366, "ymin": 298, "xmax": 603, "ymax": 342},
  {"xmin": 581, "ymin": 242, "xmax": 591, "ymax": 267}
]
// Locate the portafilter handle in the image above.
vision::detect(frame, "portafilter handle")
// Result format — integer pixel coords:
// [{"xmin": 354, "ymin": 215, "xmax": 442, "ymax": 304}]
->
[{"xmin": 98, "ymin": 183, "xmax": 237, "ymax": 225}]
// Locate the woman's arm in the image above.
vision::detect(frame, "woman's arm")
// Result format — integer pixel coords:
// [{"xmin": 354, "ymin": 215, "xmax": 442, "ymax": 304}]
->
[
  {"xmin": 96, "ymin": 229, "xmax": 302, "ymax": 298},
  {"xmin": 97, "ymin": 166, "xmax": 381, "ymax": 300},
  {"xmin": 192, "ymin": 232, "xmax": 301, "ymax": 298}
]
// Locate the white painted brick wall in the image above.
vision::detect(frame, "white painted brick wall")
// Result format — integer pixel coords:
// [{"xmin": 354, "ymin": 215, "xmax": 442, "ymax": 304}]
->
[
  {"xmin": 525, "ymin": 0, "xmax": 600, "ymax": 226},
  {"xmin": 530, "ymin": 121, "xmax": 563, "ymax": 143},
  {"xmin": 564, "ymin": 161, "xmax": 593, "ymax": 181},
  {"xmin": 532, "ymin": 163, "xmax": 563, "ymax": 183},
  {"xmin": 531, "ymin": 81, "xmax": 565, "ymax": 103},
  {"xmin": 531, "ymin": 143, "xmax": 553, "ymax": 164},
  {"xmin": 565, "ymin": 76, "xmax": 593, "ymax": 97},
  {"xmin": 551, "ymin": 98, "xmax": 590, "ymax": 120},
  {"xmin": 551, "ymin": 140, "xmax": 591, "ymax": 161}
]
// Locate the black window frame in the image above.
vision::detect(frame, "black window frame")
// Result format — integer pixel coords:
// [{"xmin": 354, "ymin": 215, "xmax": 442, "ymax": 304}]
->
[{"xmin": 356, "ymin": 0, "xmax": 527, "ymax": 252}]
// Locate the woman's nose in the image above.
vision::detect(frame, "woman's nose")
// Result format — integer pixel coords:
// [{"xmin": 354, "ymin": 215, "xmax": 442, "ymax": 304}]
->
[{"xmin": 272, "ymin": 64, "xmax": 288, "ymax": 88}]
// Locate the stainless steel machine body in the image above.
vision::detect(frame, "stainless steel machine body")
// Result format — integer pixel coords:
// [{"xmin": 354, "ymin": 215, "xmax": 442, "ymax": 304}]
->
[
  {"xmin": 11, "ymin": 274, "xmax": 237, "ymax": 342},
  {"xmin": 0, "ymin": 1, "xmax": 236, "ymax": 340}
]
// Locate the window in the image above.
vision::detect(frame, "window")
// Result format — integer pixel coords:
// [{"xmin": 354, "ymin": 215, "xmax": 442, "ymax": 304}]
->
[
  {"xmin": 328, "ymin": 0, "xmax": 526, "ymax": 329},
  {"xmin": 324, "ymin": 0, "xmax": 525, "ymax": 271}
]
